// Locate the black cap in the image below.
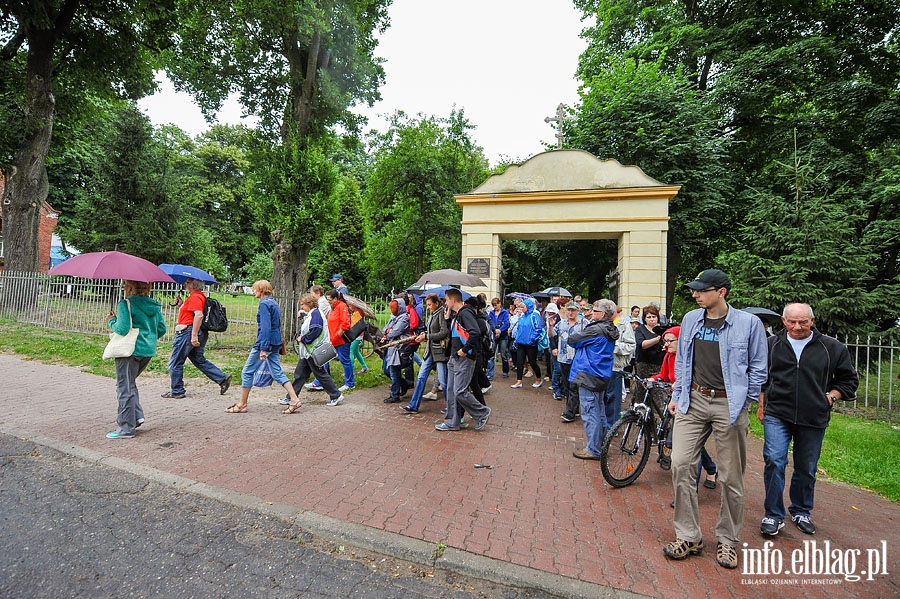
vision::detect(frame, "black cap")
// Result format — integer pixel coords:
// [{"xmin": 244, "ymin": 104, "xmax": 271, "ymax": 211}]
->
[{"xmin": 685, "ymin": 269, "xmax": 732, "ymax": 290}]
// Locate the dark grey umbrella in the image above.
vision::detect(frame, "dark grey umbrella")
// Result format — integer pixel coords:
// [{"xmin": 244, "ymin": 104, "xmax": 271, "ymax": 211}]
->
[
  {"xmin": 742, "ymin": 307, "xmax": 781, "ymax": 326},
  {"xmin": 542, "ymin": 286, "xmax": 572, "ymax": 297},
  {"xmin": 413, "ymin": 268, "xmax": 486, "ymax": 288}
]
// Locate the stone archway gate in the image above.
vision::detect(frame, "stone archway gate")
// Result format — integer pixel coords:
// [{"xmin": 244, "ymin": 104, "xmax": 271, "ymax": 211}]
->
[{"xmin": 454, "ymin": 150, "xmax": 680, "ymax": 308}]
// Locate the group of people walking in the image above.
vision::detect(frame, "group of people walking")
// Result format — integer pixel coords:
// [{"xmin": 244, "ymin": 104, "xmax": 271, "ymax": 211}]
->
[{"xmin": 105, "ymin": 268, "xmax": 860, "ymax": 575}]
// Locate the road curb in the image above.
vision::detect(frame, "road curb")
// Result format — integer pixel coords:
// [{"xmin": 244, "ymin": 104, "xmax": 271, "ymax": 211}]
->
[{"xmin": 2, "ymin": 424, "xmax": 643, "ymax": 599}]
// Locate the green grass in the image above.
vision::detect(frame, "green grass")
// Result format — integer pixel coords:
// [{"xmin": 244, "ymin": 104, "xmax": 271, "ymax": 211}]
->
[
  {"xmin": 750, "ymin": 411, "xmax": 900, "ymax": 503},
  {"xmin": 0, "ymin": 319, "xmax": 387, "ymax": 391}
]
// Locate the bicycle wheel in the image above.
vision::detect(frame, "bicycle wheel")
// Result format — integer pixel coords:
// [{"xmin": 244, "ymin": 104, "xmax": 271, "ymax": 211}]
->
[
  {"xmin": 601, "ymin": 412, "xmax": 651, "ymax": 488},
  {"xmin": 361, "ymin": 335, "xmax": 374, "ymax": 359}
]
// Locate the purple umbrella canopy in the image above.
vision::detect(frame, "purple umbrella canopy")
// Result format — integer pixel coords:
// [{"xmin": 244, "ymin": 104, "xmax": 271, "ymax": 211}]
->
[{"xmin": 48, "ymin": 251, "xmax": 176, "ymax": 283}]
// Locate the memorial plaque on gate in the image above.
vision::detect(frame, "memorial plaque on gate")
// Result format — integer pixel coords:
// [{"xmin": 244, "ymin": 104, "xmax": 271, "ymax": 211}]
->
[{"xmin": 466, "ymin": 258, "xmax": 490, "ymax": 277}]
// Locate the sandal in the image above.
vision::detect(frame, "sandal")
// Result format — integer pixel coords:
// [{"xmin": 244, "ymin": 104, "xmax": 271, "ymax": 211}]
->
[
  {"xmin": 282, "ymin": 401, "xmax": 302, "ymax": 414},
  {"xmin": 716, "ymin": 542, "xmax": 738, "ymax": 569},
  {"xmin": 225, "ymin": 403, "xmax": 247, "ymax": 413},
  {"xmin": 663, "ymin": 538, "xmax": 703, "ymax": 560}
]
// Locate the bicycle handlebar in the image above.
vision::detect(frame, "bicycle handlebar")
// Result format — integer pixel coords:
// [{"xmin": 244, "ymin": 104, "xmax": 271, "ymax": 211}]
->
[{"xmin": 618, "ymin": 370, "xmax": 673, "ymax": 391}]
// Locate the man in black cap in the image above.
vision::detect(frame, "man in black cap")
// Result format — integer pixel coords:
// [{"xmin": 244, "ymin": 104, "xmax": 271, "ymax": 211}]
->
[
  {"xmin": 663, "ymin": 269, "xmax": 768, "ymax": 570},
  {"xmin": 329, "ymin": 274, "xmax": 349, "ymax": 296}
]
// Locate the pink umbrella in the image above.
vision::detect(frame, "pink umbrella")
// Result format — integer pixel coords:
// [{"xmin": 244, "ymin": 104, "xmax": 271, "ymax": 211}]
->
[{"xmin": 48, "ymin": 251, "xmax": 176, "ymax": 283}]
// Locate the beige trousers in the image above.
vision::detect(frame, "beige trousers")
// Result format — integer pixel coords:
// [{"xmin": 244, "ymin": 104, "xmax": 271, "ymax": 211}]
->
[{"xmin": 671, "ymin": 389, "xmax": 749, "ymax": 546}]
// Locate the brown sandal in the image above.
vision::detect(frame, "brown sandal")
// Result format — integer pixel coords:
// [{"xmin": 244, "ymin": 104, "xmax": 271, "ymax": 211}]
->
[
  {"xmin": 225, "ymin": 403, "xmax": 247, "ymax": 413},
  {"xmin": 282, "ymin": 401, "xmax": 302, "ymax": 414}
]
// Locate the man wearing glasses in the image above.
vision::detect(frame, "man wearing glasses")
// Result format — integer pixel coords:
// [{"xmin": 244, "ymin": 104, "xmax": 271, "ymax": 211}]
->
[{"xmin": 663, "ymin": 269, "xmax": 767, "ymax": 570}]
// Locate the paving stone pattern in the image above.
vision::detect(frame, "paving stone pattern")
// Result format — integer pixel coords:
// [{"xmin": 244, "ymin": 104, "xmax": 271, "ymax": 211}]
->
[{"xmin": 0, "ymin": 355, "xmax": 897, "ymax": 598}]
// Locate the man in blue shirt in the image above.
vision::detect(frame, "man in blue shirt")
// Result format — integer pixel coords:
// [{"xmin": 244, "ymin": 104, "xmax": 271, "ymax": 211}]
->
[{"xmin": 663, "ymin": 269, "xmax": 767, "ymax": 570}]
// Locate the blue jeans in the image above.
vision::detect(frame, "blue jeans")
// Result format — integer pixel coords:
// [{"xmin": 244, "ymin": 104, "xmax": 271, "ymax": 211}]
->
[
  {"xmin": 240, "ymin": 347, "xmax": 290, "ymax": 388},
  {"xmin": 335, "ymin": 343, "xmax": 354, "ymax": 387},
  {"xmin": 382, "ymin": 360, "xmax": 402, "ymax": 399},
  {"xmin": 407, "ymin": 354, "xmax": 448, "ymax": 410},
  {"xmin": 763, "ymin": 415, "xmax": 827, "ymax": 521},
  {"xmin": 168, "ymin": 327, "xmax": 227, "ymax": 394},
  {"xmin": 486, "ymin": 337, "xmax": 509, "ymax": 379},
  {"xmin": 603, "ymin": 370, "xmax": 625, "ymax": 426},
  {"xmin": 551, "ymin": 354, "xmax": 561, "ymax": 395},
  {"xmin": 579, "ymin": 384, "xmax": 610, "ymax": 456}
]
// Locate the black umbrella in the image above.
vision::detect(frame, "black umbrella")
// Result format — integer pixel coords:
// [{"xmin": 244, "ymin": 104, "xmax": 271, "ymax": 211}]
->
[{"xmin": 742, "ymin": 307, "xmax": 781, "ymax": 326}]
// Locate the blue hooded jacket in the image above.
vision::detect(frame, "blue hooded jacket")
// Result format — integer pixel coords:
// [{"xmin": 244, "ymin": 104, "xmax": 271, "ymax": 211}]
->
[{"xmin": 514, "ymin": 299, "xmax": 542, "ymax": 346}]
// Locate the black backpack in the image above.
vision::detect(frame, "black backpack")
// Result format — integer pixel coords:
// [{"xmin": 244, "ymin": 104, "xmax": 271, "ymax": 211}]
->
[
  {"xmin": 201, "ymin": 296, "xmax": 228, "ymax": 332},
  {"xmin": 477, "ymin": 312, "xmax": 493, "ymax": 356}
]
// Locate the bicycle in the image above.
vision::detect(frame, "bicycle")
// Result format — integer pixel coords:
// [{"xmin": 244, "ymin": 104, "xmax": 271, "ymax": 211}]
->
[{"xmin": 599, "ymin": 371, "xmax": 674, "ymax": 488}]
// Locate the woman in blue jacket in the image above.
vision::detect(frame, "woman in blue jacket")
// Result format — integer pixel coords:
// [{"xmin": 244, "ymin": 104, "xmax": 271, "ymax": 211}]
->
[
  {"xmin": 226, "ymin": 280, "xmax": 301, "ymax": 413},
  {"xmin": 510, "ymin": 298, "xmax": 543, "ymax": 389}
]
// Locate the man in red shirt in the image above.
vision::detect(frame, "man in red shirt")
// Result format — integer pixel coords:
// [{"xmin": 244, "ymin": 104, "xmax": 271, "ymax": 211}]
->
[{"xmin": 162, "ymin": 278, "xmax": 231, "ymax": 398}]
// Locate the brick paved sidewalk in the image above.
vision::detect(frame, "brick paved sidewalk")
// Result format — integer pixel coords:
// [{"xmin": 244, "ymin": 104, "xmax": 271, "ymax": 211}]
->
[{"xmin": 0, "ymin": 355, "xmax": 896, "ymax": 598}]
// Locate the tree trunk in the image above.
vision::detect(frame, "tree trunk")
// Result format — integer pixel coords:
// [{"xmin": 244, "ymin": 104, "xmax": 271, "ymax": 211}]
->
[
  {"xmin": 3, "ymin": 28, "xmax": 56, "ymax": 274},
  {"xmin": 271, "ymin": 231, "xmax": 309, "ymax": 339}
]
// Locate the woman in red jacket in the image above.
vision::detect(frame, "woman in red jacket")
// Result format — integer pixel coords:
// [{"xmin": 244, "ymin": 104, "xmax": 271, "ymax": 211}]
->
[{"xmin": 326, "ymin": 290, "xmax": 354, "ymax": 392}]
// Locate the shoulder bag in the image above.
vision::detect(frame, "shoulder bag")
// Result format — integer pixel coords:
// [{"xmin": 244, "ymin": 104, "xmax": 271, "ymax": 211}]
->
[{"xmin": 103, "ymin": 299, "xmax": 139, "ymax": 360}]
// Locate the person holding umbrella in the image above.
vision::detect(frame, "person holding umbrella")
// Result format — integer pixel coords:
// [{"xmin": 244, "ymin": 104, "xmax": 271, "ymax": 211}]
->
[
  {"xmin": 162, "ymin": 277, "xmax": 232, "ymax": 399},
  {"xmin": 106, "ymin": 280, "xmax": 167, "ymax": 439}
]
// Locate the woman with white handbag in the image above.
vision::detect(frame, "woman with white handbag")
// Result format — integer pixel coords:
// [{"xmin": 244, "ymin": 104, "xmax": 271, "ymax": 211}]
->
[{"xmin": 105, "ymin": 280, "xmax": 167, "ymax": 439}]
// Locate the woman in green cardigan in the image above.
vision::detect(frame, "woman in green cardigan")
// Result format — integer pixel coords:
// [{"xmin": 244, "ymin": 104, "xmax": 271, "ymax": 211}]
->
[{"xmin": 106, "ymin": 280, "xmax": 167, "ymax": 439}]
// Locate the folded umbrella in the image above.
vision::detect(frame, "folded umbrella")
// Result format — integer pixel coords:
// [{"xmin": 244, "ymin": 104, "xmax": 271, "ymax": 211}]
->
[
  {"xmin": 343, "ymin": 295, "xmax": 376, "ymax": 319},
  {"xmin": 158, "ymin": 264, "xmax": 217, "ymax": 285}
]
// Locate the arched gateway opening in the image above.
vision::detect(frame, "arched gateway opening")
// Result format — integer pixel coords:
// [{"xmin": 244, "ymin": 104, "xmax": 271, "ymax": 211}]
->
[{"xmin": 455, "ymin": 150, "xmax": 680, "ymax": 308}]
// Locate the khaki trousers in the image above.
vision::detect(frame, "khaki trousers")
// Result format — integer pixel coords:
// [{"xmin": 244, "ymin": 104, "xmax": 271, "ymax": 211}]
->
[{"xmin": 671, "ymin": 389, "xmax": 749, "ymax": 546}]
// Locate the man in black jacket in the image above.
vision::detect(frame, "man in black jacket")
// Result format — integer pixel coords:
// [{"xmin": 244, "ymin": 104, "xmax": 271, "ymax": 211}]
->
[
  {"xmin": 757, "ymin": 303, "xmax": 858, "ymax": 537},
  {"xmin": 435, "ymin": 289, "xmax": 492, "ymax": 432}
]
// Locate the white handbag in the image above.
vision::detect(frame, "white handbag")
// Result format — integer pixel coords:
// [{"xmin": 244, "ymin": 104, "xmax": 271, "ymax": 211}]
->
[{"xmin": 103, "ymin": 299, "xmax": 139, "ymax": 360}]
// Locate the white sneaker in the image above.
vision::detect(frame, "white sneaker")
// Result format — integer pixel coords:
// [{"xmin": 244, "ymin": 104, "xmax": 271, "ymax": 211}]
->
[
  {"xmin": 304, "ymin": 382, "xmax": 324, "ymax": 390},
  {"xmin": 422, "ymin": 391, "xmax": 438, "ymax": 400},
  {"xmin": 481, "ymin": 385, "xmax": 492, "ymax": 394},
  {"xmin": 338, "ymin": 385, "xmax": 354, "ymax": 392},
  {"xmin": 277, "ymin": 396, "xmax": 291, "ymax": 405},
  {"xmin": 326, "ymin": 395, "xmax": 344, "ymax": 407}
]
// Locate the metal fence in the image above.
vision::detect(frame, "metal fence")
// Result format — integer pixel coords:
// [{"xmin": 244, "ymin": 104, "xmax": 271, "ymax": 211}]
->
[
  {"xmin": 2, "ymin": 270, "xmax": 899, "ymax": 419},
  {"xmin": 0, "ymin": 270, "xmax": 395, "ymax": 349}
]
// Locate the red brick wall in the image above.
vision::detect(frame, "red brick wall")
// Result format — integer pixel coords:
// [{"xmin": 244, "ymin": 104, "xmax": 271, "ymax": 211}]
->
[{"xmin": 38, "ymin": 205, "xmax": 58, "ymax": 273}]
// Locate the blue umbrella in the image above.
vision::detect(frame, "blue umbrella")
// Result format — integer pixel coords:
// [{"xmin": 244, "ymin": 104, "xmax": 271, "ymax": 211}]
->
[
  {"xmin": 158, "ymin": 264, "xmax": 217, "ymax": 284},
  {"xmin": 415, "ymin": 285, "xmax": 471, "ymax": 300}
]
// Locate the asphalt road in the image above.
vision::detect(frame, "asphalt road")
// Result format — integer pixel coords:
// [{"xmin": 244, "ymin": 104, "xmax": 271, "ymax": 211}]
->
[{"xmin": 0, "ymin": 433, "xmax": 555, "ymax": 599}]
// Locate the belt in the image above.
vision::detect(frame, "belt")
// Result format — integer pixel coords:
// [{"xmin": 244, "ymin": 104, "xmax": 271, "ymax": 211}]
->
[{"xmin": 692, "ymin": 381, "xmax": 727, "ymax": 398}]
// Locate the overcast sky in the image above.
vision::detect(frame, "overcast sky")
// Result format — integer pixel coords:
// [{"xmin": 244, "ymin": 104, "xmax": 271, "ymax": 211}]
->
[{"xmin": 138, "ymin": 1, "xmax": 588, "ymax": 165}]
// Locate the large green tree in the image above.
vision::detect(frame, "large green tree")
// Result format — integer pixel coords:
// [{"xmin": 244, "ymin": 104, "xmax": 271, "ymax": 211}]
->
[
  {"xmin": 0, "ymin": 0, "xmax": 174, "ymax": 272},
  {"xmin": 164, "ymin": 0, "xmax": 390, "ymax": 299},
  {"xmin": 568, "ymin": 57, "xmax": 735, "ymax": 312},
  {"xmin": 574, "ymin": 1, "xmax": 900, "ymax": 325},
  {"xmin": 363, "ymin": 110, "xmax": 489, "ymax": 292}
]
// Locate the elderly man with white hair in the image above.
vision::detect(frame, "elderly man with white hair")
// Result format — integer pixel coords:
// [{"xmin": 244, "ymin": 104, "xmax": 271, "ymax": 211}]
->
[{"xmin": 567, "ymin": 298, "xmax": 619, "ymax": 460}]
